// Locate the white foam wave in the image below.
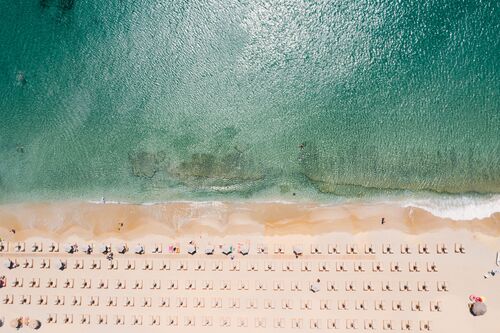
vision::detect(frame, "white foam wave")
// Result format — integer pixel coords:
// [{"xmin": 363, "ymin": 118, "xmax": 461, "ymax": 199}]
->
[{"xmin": 401, "ymin": 195, "xmax": 500, "ymax": 220}]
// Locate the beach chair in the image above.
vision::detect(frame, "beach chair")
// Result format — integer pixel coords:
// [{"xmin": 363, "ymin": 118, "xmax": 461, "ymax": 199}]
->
[
  {"xmin": 401, "ymin": 244, "xmax": 411, "ymax": 254},
  {"xmin": 411, "ymin": 301, "xmax": 422, "ymax": 311},
  {"xmin": 291, "ymin": 281, "xmax": 302, "ymax": 291},
  {"xmin": 219, "ymin": 317, "xmax": 230, "ymax": 327},
  {"xmin": 356, "ymin": 300, "xmax": 367, "ymax": 310},
  {"xmin": 327, "ymin": 281, "xmax": 337, "ymax": 291},
  {"xmin": 132, "ymin": 315, "xmax": 143, "ymax": 325},
  {"xmin": 373, "ymin": 262, "xmax": 383, "ymax": 272},
  {"xmin": 420, "ymin": 321, "xmax": 431, "ymax": 331},
  {"xmin": 418, "ymin": 243, "xmax": 429, "ymax": 254},
  {"xmin": 363, "ymin": 281, "xmax": 374, "ymax": 291},
  {"xmin": 375, "ymin": 300, "xmax": 386, "ymax": 311},
  {"xmin": 301, "ymin": 299, "xmax": 312, "ymax": 310},
  {"xmin": 401, "ymin": 320, "xmax": 412, "ymax": 331},
  {"xmin": 292, "ymin": 319, "xmax": 302, "ymax": 329},
  {"xmin": 346, "ymin": 244, "xmax": 358, "ymax": 254},
  {"xmin": 159, "ymin": 297, "xmax": 170, "ymax": 307},
  {"xmin": 202, "ymin": 316, "xmax": 212, "ymax": 327},
  {"xmin": 382, "ymin": 244, "xmax": 393, "ymax": 254},
  {"xmin": 320, "ymin": 300, "xmax": 331, "ymax": 310},
  {"xmin": 46, "ymin": 314, "xmax": 57, "ymax": 324},
  {"xmin": 177, "ymin": 297, "xmax": 187, "ymax": 308},
  {"xmin": 274, "ymin": 318, "xmax": 285, "ymax": 328},
  {"xmin": 167, "ymin": 316, "xmax": 178, "ymax": 326},
  {"xmin": 237, "ymin": 318, "xmax": 248, "ymax": 327},
  {"xmin": 392, "ymin": 300, "xmax": 403, "ymax": 311},
  {"xmin": 80, "ymin": 314, "xmax": 90, "ymax": 325},
  {"xmin": 264, "ymin": 299, "xmax": 275, "ymax": 309},
  {"xmin": 311, "ymin": 319, "xmax": 321, "ymax": 329},
  {"xmin": 114, "ymin": 315, "xmax": 124, "ymax": 325},
  {"xmin": 365, "ymin": 244, "xmax": 376, "ymax": 254},
  {"xmin": 365, "ymin": 320, "xmax": 375, "ymax": 330},
  {"xmin": 383, "ymin": 320, "xmax": 394, "ymax": 330},
  {"xmin": 338, "ymin": 300, "xmax": 348, "ymax": 310},
  {"xmin": 230, "ymin": 298, "xmax": 240, "ymax": 308},
  {"xmin": 63, "ymin": 314, "xmax": 73, "ymax": 324},
  {"xmin": 346, "ymin": 319, "xmax": 357, "ymax": 329},
  {"xmin": 328, "ymin": 244, "xmax": 339, "ymax": 254},
  {"xmin": 327, "ymin": 319, "xmax": 338, "ymax": 329}
]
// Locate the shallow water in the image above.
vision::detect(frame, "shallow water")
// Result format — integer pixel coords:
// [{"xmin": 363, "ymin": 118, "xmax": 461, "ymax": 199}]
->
[{"xmin": 0, "ymin": 0, "xmax": 499, "ymax": 205}]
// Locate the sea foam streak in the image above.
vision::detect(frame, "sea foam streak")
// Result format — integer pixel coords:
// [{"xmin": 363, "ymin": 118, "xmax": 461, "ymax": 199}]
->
[{"xmin": 402, "ymin": 195, "xmax": 500, "ymax": 220}]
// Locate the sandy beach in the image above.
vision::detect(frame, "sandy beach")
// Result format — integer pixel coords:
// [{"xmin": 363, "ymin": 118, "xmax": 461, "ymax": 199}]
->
[{"xmin": 0, "ymin": 201, "xmax": 499, "ymax": 332}]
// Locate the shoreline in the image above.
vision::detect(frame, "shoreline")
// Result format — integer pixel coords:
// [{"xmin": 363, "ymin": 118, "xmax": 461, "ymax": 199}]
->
[{"xmin": 0, "ymin": 200, "xmax": 499, "ymax": 242}]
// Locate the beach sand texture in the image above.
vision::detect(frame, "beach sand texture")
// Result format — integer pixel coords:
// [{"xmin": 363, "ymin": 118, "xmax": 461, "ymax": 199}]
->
[{"xmin": 0, "ymin": 202, "xmax": 498, "ymax": 332}]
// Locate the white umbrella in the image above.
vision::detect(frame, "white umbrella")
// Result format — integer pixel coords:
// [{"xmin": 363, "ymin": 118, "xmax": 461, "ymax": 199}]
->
[
  {"xmin": 134, "ymin": 244, "xmax": 144, "ymax": 254},
  {"xmin": 205, "ymin": 245, "xmax": 215, "ymax": 255},
  {"xmin": 116, "ymin": 244, "xmax": 127, "ymax": 254},
  {"xmin": 57, "ymin": 260, "xmax": 66, "ymax": 271},
  {"xmin": 293, "ymin": 246, "xmax": 303, "ymax": 255},
  {"xmin": 99, "ymin": 244, "xmax": 109, "ymax": 254},
  {"xmin": 310, "ymin": 283, "xmax": 320, "ymax": 293},
  {"xmin": 239, "ymin": 246, "xmax": 250, "ymax": 255},
  {"xmin": 63, "ymin": 244, "xmax": 74, "ymax": 253},
  {"xmin": 222, "ymin": 245, "xmax": 232, "ymax": 255},
  {"xmin": 4, "ymin": 259, "xmax": 13, "ymax": 269},
  {"xmin": 187, "ymin": 245, "xmax": 196, "ymax": 255},
  {"xmin": 81, "ymin": 244, "xmax": 92, "ymax": 254}
]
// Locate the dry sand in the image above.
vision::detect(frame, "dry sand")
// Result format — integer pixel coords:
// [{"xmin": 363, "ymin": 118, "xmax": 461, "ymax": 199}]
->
[{"xmin": 0, "ymin": 201, "xmax": 498, "ymax": 332}]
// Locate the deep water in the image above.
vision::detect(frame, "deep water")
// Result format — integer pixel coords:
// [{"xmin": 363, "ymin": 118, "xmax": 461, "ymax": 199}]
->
[{"xmin": 0, "ymin": 0, "xmax": 499, "ymax": 204}]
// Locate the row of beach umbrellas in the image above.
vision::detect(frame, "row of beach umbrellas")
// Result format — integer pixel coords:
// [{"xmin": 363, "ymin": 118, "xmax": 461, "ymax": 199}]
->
[{"xmin": 56, "ymin": 243, "xmax": 252, "ymax": 256}]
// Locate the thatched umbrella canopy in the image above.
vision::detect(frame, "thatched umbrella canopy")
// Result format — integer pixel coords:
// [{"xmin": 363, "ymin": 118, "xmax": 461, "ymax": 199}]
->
[
  {"xmin": 470, "ymin": 302, "xmax": 487, "ymax": 316},
  {"xmin": 10, "ymin": 318, "xmax": 22, "ymax": 329},
  {"xmin": 29, "ymin": 319, "xmax": 41, "ymax": 330}
]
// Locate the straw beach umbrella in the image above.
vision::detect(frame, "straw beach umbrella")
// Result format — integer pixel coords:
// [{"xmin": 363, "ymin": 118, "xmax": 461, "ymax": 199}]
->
[
  {"xmin": 470, "ymin": 302, "xmax": 487, "ymax": 316},
  {"xmin": 29, "ymin": 319, "xmax": 41, "ymax": 330},
  {"xmin": 10, "ymin": 318, "xmax": 22, "ymax": 329}
]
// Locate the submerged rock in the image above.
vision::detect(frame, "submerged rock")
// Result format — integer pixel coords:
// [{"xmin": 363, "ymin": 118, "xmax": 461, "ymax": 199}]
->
[
  {"xmin": 16, "ymin": 71, "xmax": 26, "ymax": 86},
  {"xmin": 128, "ymin": 151, "xmax": 165, "ymax": 179}
]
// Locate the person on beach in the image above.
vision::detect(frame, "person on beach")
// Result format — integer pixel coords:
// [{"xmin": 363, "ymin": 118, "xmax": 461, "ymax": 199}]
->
[{"xmin": 381, "ymin": 217, "xmax": 385, "ymax": 225}]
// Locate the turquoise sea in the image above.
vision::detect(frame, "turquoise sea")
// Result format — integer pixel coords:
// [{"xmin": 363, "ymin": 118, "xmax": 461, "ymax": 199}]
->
[{"xmin": 0, "ymin": 1, "xmax": 499, "ymax": 207}]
